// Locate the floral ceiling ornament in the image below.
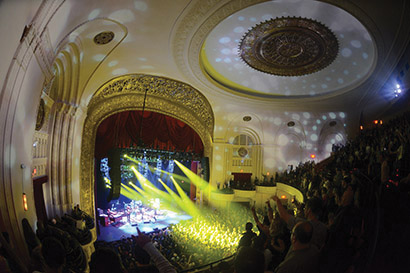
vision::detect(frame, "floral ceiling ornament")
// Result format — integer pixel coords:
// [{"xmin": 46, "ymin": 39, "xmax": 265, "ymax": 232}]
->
[{"xmin": 239, "ymin": 17, "xmax": 339, "ymax": 76}]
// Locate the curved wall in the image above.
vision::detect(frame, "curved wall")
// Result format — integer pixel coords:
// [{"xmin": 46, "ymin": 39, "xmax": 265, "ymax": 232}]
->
[{"xmin": 209, "ymin": 183, "xmax": 304, "ymax": 210}]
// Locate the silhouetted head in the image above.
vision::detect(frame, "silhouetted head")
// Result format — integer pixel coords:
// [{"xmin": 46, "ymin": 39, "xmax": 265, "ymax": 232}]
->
[
  {"xmin": 291, "ymin": 221, "xmax": 313, "ymax": 245},
  {"xmin": 234, "ymin": 246, "xmax": 264, "ymax": 273},
  {"xmin": 245, "ymin": 222, "xmax": 253, "ymax": 232},
  {"xmin": 89, "ymin": 247, "xmax": 125, "ymax": 273},
  {"xmin": 41, "ymin": 236, "xmax": 66, "ymax": 270}
]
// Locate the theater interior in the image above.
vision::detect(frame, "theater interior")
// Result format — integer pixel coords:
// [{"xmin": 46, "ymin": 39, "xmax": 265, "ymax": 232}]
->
[{"xmin": 0, "ymin": 1, "xmax": 410, "ymax": 272}]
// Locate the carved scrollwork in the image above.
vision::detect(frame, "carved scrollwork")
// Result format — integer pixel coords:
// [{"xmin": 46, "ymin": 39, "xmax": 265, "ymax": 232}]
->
[
  {"xmin": 90, "ymin": 74, "xmax": 214, "ymax": 133},
  {"xmin": 80, "ymin": 74, "xmax": 214, "ymax": 215}
]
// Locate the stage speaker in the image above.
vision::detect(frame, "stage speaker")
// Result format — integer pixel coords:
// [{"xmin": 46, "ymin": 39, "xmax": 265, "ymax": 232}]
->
[
  {"xmin": 201, "ymin": 157, "xmax": 210, "ymax": 182},
  {"xmin": 107, "ymin": 148, "xmax": 122, "ymax": 202}
]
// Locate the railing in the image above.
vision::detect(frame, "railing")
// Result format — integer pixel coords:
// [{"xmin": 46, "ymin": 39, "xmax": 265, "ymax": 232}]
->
[{"xmin": 178, "ymin": 254, "xmax": 235, "ymax": 273}]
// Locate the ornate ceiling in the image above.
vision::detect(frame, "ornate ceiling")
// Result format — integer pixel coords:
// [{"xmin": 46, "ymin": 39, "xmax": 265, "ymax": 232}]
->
[
  {"xmin": 6, "ymin": 0, "xmax": 408, "ymax": 122},
  {"xmin": 200, "ymin": 1, "xmax": 376, "ymax": 98},
  {"xmin": 238, "ymin": 16, "xmax": 339, "ymax": 77}
]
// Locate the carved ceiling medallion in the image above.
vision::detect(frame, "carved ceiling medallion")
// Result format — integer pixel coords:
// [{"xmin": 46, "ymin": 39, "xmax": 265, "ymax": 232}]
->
[{"xmin": 239, "ymin": 17, "xmax": 338, "ymax": 76}]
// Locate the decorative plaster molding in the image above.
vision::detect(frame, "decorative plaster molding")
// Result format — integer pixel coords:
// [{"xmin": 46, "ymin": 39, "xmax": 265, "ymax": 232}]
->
[{"xmin": 80, "ymin": 74, "xmax": 214, "ymax": 215}]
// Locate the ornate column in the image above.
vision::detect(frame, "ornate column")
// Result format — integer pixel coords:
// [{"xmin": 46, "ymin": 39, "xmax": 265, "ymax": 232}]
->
[{"xmin": 47, "ymin": 102, "xmax": 76, "ymax": 216}]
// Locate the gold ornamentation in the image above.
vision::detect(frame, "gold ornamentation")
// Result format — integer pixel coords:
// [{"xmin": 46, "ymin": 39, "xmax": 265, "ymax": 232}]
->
[
  {"xmin": 239, "ymin": 17, "xmax": 339, "ymax": 76},
  {"xmin": 80, "ymin": 75, "xmax": 214, "ymax": 216},
  {"xmin": 90, "ymin": 74, "xmax": 214, "ymax": 133},
  {"xmin": 172, "ymin": 0, "xmax": 378, "ymax": 100},
  {"xmin": 35, "ymin": 99, "xmax": 45, "ymax": 131}
]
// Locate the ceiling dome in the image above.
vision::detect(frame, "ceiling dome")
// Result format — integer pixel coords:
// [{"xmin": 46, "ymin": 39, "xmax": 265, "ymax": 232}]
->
[{"xmin": 200, "ymin": 0, "xmax": 376, "ymax": 98}]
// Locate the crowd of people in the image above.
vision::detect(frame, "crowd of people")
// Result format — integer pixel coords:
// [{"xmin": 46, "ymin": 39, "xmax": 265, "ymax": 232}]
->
[
  {"xmin": 95, "ymin": 205, "xmax": 255, "ymax": 272},
  {"xmin": 1, "ymin": 111, "xmax": 409, "ymax": 273},
  {"xmin": 232, "ymin": 111, "xmax": 410, "ymax": 273}
]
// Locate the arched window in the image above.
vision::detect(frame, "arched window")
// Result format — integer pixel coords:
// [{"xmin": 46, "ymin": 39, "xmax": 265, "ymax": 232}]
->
[
  {"xmin": 233, "ymin": 134, "xmax": 254, "ymax": 146},
  {"xmin": 232, "ymin": 134, "xmax": 254, "ymax": 159}
]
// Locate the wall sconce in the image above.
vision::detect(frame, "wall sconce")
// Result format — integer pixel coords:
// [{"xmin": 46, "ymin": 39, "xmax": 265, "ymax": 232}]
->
[{"xmin": 23, "ymin": 193, "xmax": 28, "ymax": 211}]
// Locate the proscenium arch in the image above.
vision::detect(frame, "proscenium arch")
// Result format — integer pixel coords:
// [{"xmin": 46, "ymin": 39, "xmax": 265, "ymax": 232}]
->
[{"xmin": 80, "ymin": 74, "xmax": 214, "ymax": 216}]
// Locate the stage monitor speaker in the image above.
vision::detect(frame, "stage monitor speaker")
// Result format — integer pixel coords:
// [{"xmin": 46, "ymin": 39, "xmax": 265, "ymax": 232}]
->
[
  {"xmin": 201, "ymin": 157, "xmax": 210, "ymax": 182},
  {"xmin": 107, "ymin": 148, "xmax": 122, "ymax": 202}
]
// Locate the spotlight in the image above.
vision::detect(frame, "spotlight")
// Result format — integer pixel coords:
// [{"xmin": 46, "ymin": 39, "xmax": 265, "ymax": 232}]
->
[{"xmin": 393, "ymin": 83, "xmax": 404, "ymax": 98}]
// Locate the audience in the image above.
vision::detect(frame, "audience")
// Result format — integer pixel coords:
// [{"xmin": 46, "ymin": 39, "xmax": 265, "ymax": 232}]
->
[
  {"xmin": 273, "ymin": 195, "xmax": 327, "ymax": 251},
  {"xmin": 17, "ymin": 111, "xmax": 409, "ymax": 273},
  {"xmin": 274, "ymin": 221, "xmax": 319, "ymax": 273},
  {"xmin": 237, "ymin": 222, "xmax": 257, "ymax": 248},
  {"xmin": 40, "ymin": 236, "xmax": 67, "ymax": 273},
  {"xmin": 89, "ymin": 247, "xmax": 126, "ymax": 273},
  {"xmin": 234, "ymin": 246, "xmax": 266, "ymax": 273}
]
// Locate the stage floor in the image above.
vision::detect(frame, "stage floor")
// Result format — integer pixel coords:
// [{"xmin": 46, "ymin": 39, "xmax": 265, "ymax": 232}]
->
[{"xmin": 97, "ymin": 211, "xmax": 192, "ymax": 242}]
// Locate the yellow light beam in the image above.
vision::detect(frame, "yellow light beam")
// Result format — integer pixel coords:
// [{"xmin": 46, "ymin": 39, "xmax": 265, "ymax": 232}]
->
[
  {"xmin": 174, "ymin": 160, "xmax": 214, "ymax": 191},
  {"xmin": 104, "ymin": 177, "xmax": 111, "ymax": 185},
  {"xmin": 120, "ymin": 184, "xmax": 140, "ymax": 200},
  {"xmin": 122, "ymin": 182, "xmax": 178, "ymax": 212},
  {"xmin": 170, "ymin": 176, "xmax": 200, "ymax": 216},
  {"xmin": 125, "ymin": 183, "xmax": 148, "ymax": 202},
  {"xmin": 157, "ymin": 179, "xmax": 188, "ymax": 212},
  {"xmin": 131, "ymin": 167, "xmax": 180, "ymax": 207},
  {"xmin": 158, "ymin": 179, "xmax": 199, "ymax": 216}
]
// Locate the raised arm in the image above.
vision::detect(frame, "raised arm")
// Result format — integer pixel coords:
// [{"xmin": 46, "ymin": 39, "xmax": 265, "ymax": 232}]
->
[
  {"xmin": 266, "ymin": 200, "xmax": 274, "ymax": 223},
  {"xmin": 272, "ymin": 196, "xmax": 291, "ymax": 224},
  {"xmin": 133, "ymin": 228, "xmax": 177, "ymax": 273},
  {"xmin": 251, "ymin": 206, "xmax": 270, "ymax": 235}
]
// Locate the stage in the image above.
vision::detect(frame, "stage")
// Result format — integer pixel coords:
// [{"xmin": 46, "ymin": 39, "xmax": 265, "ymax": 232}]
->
[{"xmin": 97, "ymin": 208, "xmax": 192, "ymax": 242}]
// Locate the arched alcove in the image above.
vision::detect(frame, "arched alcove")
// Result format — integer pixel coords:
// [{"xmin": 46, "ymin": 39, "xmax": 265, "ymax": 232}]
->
[
  {"xmin": 274, "ymin": 120, "xmax": 307, "ymax": 170},
  {"xmin": 318, "ymin": 119, "xmax": 347, "ymax": 158}
]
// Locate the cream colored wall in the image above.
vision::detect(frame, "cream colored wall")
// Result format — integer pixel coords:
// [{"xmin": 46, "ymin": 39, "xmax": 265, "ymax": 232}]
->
[
  {"xmin": 0, "ymin": 1, "xmax": 66, "ymax": 261},
  {"xmin": 208, "ymin": 183, "xmax": 304, "ymax": 211},
  {"xmin": 0, "ymin": 0, "xmax": 41, "ymax": 89},
  {"xmin": 0, "ymin": 31, "xmax": 45, "ymax": 261},
  {"xmin": 210, "ymin": 105, "xmax": 348, "ymax": 187}
]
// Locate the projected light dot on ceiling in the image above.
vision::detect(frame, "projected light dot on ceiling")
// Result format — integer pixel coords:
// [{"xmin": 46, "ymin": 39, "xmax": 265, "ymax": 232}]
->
[
  {"xmin": 200, "ymin": 0, "xmax": 375, "ymax": 98},
  {"xmin": 239, "ymin": 17, "xmax": 338, "ymax": 76}
]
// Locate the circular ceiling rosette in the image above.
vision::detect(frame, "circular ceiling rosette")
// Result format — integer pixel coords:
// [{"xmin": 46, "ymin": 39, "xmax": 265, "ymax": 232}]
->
[{"xmin": 239, "ymin": 17, "xmax": 339, "ymax": 76}]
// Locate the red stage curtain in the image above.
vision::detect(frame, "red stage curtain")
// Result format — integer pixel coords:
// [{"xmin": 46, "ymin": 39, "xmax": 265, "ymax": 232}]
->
[{"xmin": 95, "ymin": 111, "xmax": 204, "ymax": 158}]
